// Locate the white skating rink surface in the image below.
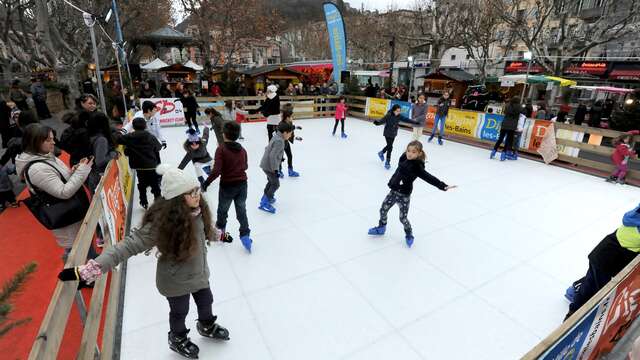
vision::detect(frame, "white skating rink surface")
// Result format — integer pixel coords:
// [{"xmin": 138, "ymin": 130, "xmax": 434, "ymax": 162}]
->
[{"xmin": 120, "ymin": 117, "xmax": 640, "ymax": 360}]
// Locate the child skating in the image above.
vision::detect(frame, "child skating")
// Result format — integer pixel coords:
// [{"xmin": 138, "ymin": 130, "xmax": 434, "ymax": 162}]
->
[
  {"xmin": 607, "ymin": 130, "xmax": 639, "ymax": 184},
  {"xmin": 202, "ymin": 122, "xmax": 253, "ymax": 252},
  {"xmin": 333, "ymin": 96, "xmax": 348, "ymax": 138},
  {"xmin": 368, "ymin": 141, "xmax": 456, "ymax": 247},
  {"xmin": 179, "ymin": 127, "xmax": 213, "ymax": 187},
  {"xmin": 281, "ymin": 106, "xmax": 302, "ymax": 178},
  {"xmin": 57, "ymin": 164, "xmax": 230, "ymax": 359},
  {"xmin": 114, "ymin": 117, "xmax": 162, "ymax": 209},
  {"xmin": 428, "ymin": 92, "xmax": 451, "ymax": 145},
  {"xmin": 374, "ymin": 104, "xmax": 421, "ymax": 169},
  {"xmin": 258, "ymin": 121, "xmax": 294, "ymax": 213}
]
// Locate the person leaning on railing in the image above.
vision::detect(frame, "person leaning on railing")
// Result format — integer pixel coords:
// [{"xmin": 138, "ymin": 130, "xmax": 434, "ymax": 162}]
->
[
  {"xmin": 564, "ymin": 203, "xmax": 640, "ymax": 321},
  {"xmin": 15, "ymin": 123, "xmax": 96, "ymax": 261}
]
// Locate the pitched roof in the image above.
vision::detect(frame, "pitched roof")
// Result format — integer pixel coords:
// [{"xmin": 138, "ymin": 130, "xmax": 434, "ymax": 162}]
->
[
  {"xmin": 240, "ymin": 65, "xmax": 304, "ymax": 77},
  {"xmin": 421, "ymin": 68, "xmax": 476, "ymax": 82}
]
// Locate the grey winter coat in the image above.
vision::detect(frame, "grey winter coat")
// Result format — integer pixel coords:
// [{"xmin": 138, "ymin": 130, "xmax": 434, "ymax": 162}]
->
[
  {"xmin": 412, "ymin": 102, "xmax": 428, "ymax": 127},
  {"xmin": 260, "ymin": 131, "xmax": 285, "ymax": 172},
  {"xmin": 95, "ymin": 216, "xmax": 211, "ymax": 297},
  {"xmin": 15, "ymin": 152, "xmax": 92, "ymax": 248}
]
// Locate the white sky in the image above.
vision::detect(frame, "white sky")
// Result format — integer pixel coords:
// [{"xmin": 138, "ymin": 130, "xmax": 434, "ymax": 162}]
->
[{"xmin": 347, "ymin": 0, "xmax": 414, "ymax": 11}]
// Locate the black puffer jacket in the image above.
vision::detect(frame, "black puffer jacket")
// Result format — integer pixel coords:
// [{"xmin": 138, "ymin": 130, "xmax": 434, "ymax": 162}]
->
[
  {"xmin": 388, "ymin": 154, "xmax": 448, "ymax": 195},
  {"xmin": 258, "ymin": 95, "xmax": 280, "ymax": 117},
  {"xmin": 374, "ymin": 111, "xmax": 419, "ymax": 138},
  {"xmin": 115, "ymin": 130, "xmax": 162, "ymax": 169},
  {"xmin": 501, "ymin": 102, "xmax": 522, "ymax": 131}
]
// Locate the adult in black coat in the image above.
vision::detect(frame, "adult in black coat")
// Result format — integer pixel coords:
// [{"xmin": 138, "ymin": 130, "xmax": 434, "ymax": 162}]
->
[
  {"xmin": 181, "ymin": 88, "xmax": 200, "ymax": 133},
  {"xmin": 491, "ymin": 96, "xmax": 521, "ymax": 161},
  {"xmin": 589, "ymin": 100, "xmax": 603, "ymax": 128},
  {"xmin": 374, "ymin": 104, "xmax": 420, "ymax": 167},
  {"xmin": 574, "ymin": 102, "xmax": 587, "ymax": 125}
]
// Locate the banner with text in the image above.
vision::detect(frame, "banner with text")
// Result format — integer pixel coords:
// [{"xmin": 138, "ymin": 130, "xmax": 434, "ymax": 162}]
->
[
  {"xmin": 140, "ymin": 98, "xmax": 186, "ymax": 127},
  {"xmin": 366, "ymin": 98, "xmax": 391, "ymax": 119},
  {"xmin": 445, "ymin": 109, "xmax": 481, "ymax": 138},
  {"xmin": 390, "ymin": 100, "xmax": 413, "ymax": 120},
  {"xmin": 323, "ymin": 2, "xmax": 347, "ymax": 84},
  {"xmin": 100, "ymin": 163, "xmax": 127, "ymax": 245}
]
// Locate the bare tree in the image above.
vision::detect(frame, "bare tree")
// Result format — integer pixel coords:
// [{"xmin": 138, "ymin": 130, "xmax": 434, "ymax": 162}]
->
[
  {"xmin": 457, "ymin": 0, "xmax": 517, "ymax": 82},
  {"xmin": 404, "ymin": 0, "xmax": 467, "ymax": 70},
  {"xmin": 179, "ymin": 0, "xmax": 282, "ymax": 69},
  {"xmin": 490, "ymin": 0, "xmax": 640, "ymax": 74}
]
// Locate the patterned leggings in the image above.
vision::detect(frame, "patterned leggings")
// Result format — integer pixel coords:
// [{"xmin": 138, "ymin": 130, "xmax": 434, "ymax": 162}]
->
[{"xmin": 378, "ymin": 190, "xmax": 412, "ymax": 235}]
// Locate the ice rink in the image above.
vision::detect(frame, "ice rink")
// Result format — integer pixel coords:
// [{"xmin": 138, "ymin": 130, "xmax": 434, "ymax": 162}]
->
[{"xmin": 119, "ymin": 117, "xmax": 640, "ymax": 360}]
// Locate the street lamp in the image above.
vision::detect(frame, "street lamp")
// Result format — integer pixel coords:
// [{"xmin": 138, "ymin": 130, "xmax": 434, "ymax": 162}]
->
[
  {"xmin": 407, "ymin": 56, "xmax": 414, "ymax": 101},
  {"xmin": 83, "ymin": 12, "xmax": 107, "ymax": 114},
  {"xmin": 520, "ymin": 51, "xmax": 533, "ymax": 103}
]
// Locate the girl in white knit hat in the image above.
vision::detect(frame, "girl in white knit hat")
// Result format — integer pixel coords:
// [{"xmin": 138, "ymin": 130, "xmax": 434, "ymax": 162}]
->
[{"xmin": 57, "ymin": 164, "xmax": 230, "ymax": 359}]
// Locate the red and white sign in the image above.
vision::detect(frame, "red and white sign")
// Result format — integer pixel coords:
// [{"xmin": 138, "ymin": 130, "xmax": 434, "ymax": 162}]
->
[{"xmin": 140, "ymin": 98, "xmax": 186, "ymax": 127}]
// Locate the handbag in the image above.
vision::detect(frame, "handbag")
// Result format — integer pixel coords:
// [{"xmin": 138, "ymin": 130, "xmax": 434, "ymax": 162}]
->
[{"xmin": 22, "ymin": 160, "xmax": 90, "ymax": 230}]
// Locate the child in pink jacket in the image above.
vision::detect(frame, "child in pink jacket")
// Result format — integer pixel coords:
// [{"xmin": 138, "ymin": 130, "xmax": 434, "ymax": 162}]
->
[
  {"xmin": 332, "ymin": 96, "xmax": 348, "ymax": 138},
  {"xmin": 607, "ymin": 130, "xmax": 639, "ymax": 184}
]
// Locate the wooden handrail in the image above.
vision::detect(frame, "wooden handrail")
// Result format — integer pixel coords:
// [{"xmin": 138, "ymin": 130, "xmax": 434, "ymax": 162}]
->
[{"xmin": 29, "ymin": 159, "xmax": 132, "ymax": 359}]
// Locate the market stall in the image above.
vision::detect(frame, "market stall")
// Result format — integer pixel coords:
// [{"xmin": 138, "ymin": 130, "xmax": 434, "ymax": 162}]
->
[{"xmin": 420, "ymin": 68, "xmax": 476, "ymax": 107}]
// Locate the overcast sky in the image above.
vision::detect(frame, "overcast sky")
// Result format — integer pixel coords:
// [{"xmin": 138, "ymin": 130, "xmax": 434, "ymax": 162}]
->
[{"xmin": 347, "ymin": 0, "xmax": 414, "ymax": 11}]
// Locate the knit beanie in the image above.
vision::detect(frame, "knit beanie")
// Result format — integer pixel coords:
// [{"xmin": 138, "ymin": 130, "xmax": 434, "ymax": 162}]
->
[
  {"xmin": 156, "ymin": 164, "xmax": 200, "ymax": 200},
  {"xmin": 186, "ymin": 128, "xmax": 200, "ymax": 143}
]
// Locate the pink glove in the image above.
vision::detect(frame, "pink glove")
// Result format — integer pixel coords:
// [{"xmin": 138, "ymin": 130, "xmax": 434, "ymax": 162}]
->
[{"xmin": 78, "ymin": 259, "xmax": 103, "ymax": 284}]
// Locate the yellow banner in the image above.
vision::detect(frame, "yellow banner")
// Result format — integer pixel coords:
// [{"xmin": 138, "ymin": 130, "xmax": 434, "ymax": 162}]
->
[
  {"xmin": 444, "ymin": 109, "xmax": 480, "ymax": 138},
  {"xmin": 116, "ymin": 145, "xmax": 133, "ymax": 202},
  {"xmin": 366, "ymin": 98, "xmax": 390, "ymax": 119}
]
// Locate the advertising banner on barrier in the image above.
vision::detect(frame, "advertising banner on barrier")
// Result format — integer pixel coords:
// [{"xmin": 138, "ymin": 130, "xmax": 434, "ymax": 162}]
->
[
  {"xmin": 116, "ymin": 146, "xmax": 133, "ymax": 201},
  {"xmin": 366, "ymin": 98, "xmax": 390, "ymax": 119},
  {"xmin": 585, "ymin": 263, "xmax": 640, "ymax": 359},
  {"xmin": 140, "ymin": 98, "xmax": 186, "ymax": 126},
  {"xmin": 100, "ymin": 163, "xmax": 127, "ymax": 245},
  {"xmin": 537, "ymin": 263, "xmax": 640, "ymax": 360},
  {"xmin": 537, "ymin": 123, "xmax": 559, "ymax": 164},
  {"xmin": 479, "ymin": 114, "xmax": 504, "ymax": 141},
  {"xmin": 390, "ymin": 100, "xmax": 413, "ymax": 119},
  {"xmin": 425, "ymin": 106, "xmax": 437, "ymax": 130},
  {"xmin": 526, "ymin": 120, "xmax": 553, "ymax": 151},
  {"xmin": 445, "ymin": 109, "xmax": 481, "ymax": 138},
  {"xmin": 556, "ymin": 129, "xmax": 585, "ymax": 157}
]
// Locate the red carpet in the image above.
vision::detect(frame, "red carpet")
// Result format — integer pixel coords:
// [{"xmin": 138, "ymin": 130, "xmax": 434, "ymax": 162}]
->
[{"xmin": 0, "ymin": 153, "xmax": 100, "ymax": 359}]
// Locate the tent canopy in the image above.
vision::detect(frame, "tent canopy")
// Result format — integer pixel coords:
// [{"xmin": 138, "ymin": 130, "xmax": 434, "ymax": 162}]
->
[
  {"xmin": 141, "ymin": 58, "xmax": 169, "ymax": 70},
  {"xmin": 184, "ymin": 60, "xmax": 203, "ymax": 71}
]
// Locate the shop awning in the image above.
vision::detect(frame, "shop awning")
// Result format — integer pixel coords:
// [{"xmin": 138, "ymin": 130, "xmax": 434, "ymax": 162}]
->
[
  {"xmin": 609, "ymin": 67, "xmax": 640, "ymax": 81},
  {"xmin": 545, "ymin": 76, "xmax": 577, "ymax": 87},
  {"xmin": 570, "ymin": 85, "xmax": 635, "ymax": 94},
  {"xmin": 498, "ymin": 74, "xmax": 576, "ymax": 86}
]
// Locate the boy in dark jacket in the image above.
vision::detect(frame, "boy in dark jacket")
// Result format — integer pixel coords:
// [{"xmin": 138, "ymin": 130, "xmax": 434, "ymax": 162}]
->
[
  {"xmin": 368, "ymin": 141, "xmax": 456, "ymax": 247},
  {"xmin": 374, "ymin": 104, "xmax": 420, "ymax": 169},
  {"xmin": 258, "ymin": 121, "xmax": 294, "ymax": 214},
  {"xmin": 116, "ymin": 117, "xmax": 162, "ymax": 209},
  {"xmin": 202, "ymin": 122, "xmax": 252, "ymax": 252},
  {"xmin": 181, "ymin": 88, "xmax": 200, "ymax": 133},
  {"xmin": 428, "ymin": 92, "xmax": 451, "ymax": 145}
]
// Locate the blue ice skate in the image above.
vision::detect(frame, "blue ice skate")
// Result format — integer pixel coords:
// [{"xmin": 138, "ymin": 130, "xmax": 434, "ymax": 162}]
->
[{"xmin": 368, "ymin": 225, "xmax": 386, "ymax": 235}]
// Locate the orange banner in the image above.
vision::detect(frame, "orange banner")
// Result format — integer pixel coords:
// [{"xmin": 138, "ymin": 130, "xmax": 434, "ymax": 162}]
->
[{"xmin": 100, "ymin": 163, "xmax": 127, "ymax": 244}]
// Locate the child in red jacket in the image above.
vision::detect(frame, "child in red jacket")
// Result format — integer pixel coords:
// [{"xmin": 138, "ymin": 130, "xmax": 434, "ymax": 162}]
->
[
  {"xmin": 607, "ymin": 130, "xmax": 639, "ymax": 184},
  {"xmin": 332, "ymin": 96, "xmax": 348, "ymax": 138}
]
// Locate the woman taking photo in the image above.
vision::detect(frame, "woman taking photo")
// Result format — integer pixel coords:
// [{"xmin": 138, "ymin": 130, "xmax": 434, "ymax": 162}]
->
[{"xmin": 15, "ymin": 123, "xmax": 96, "ymax": 261}]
